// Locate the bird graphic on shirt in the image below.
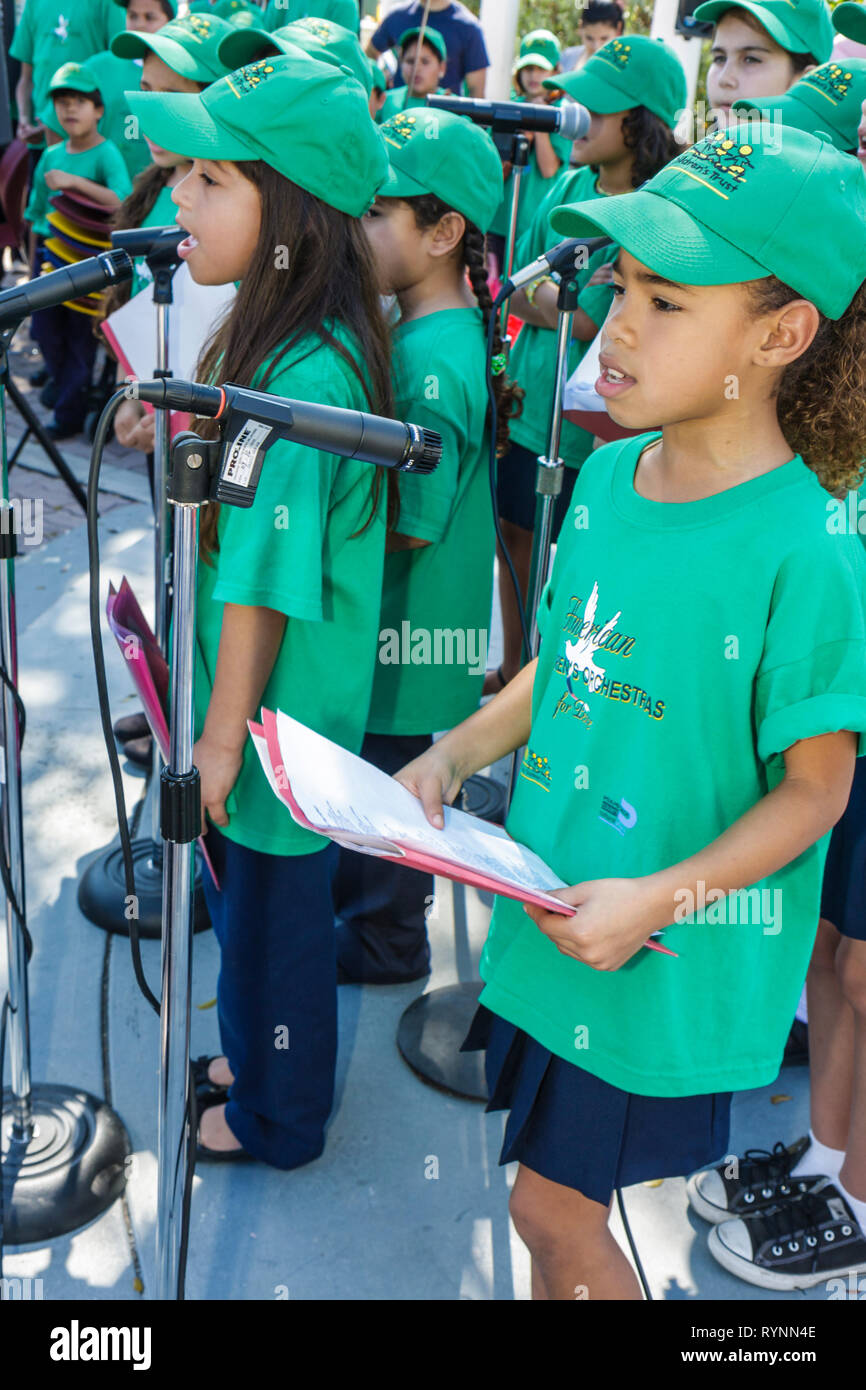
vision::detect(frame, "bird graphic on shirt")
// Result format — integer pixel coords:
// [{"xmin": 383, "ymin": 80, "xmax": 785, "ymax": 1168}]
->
[
  {"xmin": 564, "ymin": 580, "xmax": 621, "ymax": 689},
  {"xmin": 54, "ymin": 14, "xmax": 70, "ymax": 41}
]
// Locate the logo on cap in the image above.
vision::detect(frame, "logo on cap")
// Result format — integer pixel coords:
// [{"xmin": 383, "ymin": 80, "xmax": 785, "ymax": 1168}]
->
[
  {"xmin": 799, "ymin": 62, "xmax": 853, "ymax": 106},
  {"xmin": 676, "ymin": 131, "xmax": 755, "ymax": 198},
  {"xmin": 187, "ymin": 14, "xmax": 213, "ymax": 42},
  {"xmin": 299, "ymin": 18, "xmax": 334, "ymax": 43},
  {"xmin": 598, "ymin": 38, "xmax": 632, "ymax": 69},
  {"xmin": 227, "ymin": 58, "xmax": 277, "ymax": 98},
  {"xmin": 385, "ymin": 111, "xmax": 419, "ymax": 145}
]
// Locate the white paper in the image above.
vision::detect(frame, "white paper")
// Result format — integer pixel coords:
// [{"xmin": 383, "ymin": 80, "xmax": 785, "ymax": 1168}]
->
[
  {"xmin": 563, "ymin": 326, "xmax": 607, "ymax": 413},
  {"xmin": 264, "ymin": 710, "xmax": 569, "ymax": 906},
  {"xmin": 103, "ymin": 262, "xmax": 236, "ymax": 382}
]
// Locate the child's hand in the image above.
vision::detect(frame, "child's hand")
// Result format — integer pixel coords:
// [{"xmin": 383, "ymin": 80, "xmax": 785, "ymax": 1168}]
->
[
  {"xmin": 114, "ymin": 397, "xmax": 155, "ymax": 454},
  {"xmin": 394, "ymin": 742, "xmax": 466, "ymax": 829},
  {"xmin": 44, "ymin": 169, "xmax": 76, "ymax": 191},
  {"xmin": 523, "ymin": 876, "xmax": 664, "ymax": 971},
  {"xmin": 193, "ymin": 733, "xmax": 243, "ymax": 830},
  {"xmin": 587, "ymin": 263, "xmax": 614, "ymax": 286}
]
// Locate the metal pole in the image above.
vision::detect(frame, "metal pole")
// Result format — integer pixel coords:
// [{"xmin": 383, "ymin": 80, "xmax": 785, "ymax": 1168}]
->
[
  {"xmin": 151, "ymin": 299, "xmax": 171, "ymax": 851},
  {"xmin": 0, "ymin": 352, "xmax": 32, "ymax": 1146},
  {"xmin": 155, "ymin": 437, "xmax": 207, "ymax": 1302}
]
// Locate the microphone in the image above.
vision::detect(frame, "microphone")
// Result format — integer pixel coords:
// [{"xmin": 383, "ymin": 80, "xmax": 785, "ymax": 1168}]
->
[
  {"xmin": 0, "ymin": 250, "xmax": 133, "ymax": 330},
  {"xmin": 111, "ymin": 226, "xmax": 185, "ymax": 259},
  {"xmin": 426, "ymin": 93, "xmax": 590, "ymax": 142},
  {"xmin": 502, "ymin": 236, "xmax": 612, "ymax": 298},
  {"xmin": 129, "ymin": 377, "xmax": 442, "ymax": 505}
]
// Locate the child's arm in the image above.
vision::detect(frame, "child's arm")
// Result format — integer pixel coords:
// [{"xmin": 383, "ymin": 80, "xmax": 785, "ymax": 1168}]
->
[
  {"xmin": 525, "ymin": 729, "xmax": 858, "ymax": 971},
  {"xmin": 193, "ymin": 602, "xmax": 288, "ymax": 829},
  {"xmin": 395, "ymin": 659, "xmax": 537, "ymax": 826},
  {"xmin": 14, "ymin": 63, "xmax": 41, "ymax": 142},
  {"xmin": 43, "ymin": 169, "xmax": 122, "ymax": 208},
  {"xmin": 533, "ymin": 130, "xmax": 562, "ymax": 180}
]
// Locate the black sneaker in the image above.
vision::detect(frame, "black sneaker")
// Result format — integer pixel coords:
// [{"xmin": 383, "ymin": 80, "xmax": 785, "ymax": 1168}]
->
[
  {"xmin": 709, "ymin": 1180, "xmax": 866, "ymax": 1290},
  {"xmin": 687, "ymin": 1137, "xmax": 822, "ymax": 1223}
]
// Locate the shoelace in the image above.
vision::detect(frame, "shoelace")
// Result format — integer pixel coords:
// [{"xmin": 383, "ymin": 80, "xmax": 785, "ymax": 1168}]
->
[
  {"xmin": 748, "ymin": 1189, "xmax": 845, "ymax": 1269},
  {"xmin": 739, "ymin": 1141, "xmax": 799, "ymax": 1185}
]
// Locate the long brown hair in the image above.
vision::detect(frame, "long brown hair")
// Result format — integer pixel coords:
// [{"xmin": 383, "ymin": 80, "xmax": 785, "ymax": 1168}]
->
[
  {"xmin": 747, "ymin": 277, "xmax": 866, "ymax": 493},
  {"xmin": 407, "ymin": 193, "xmax": 524, "ymax": 457},
  {"xmin": 102, "ymin": 164, "xmax": 173, "ymax": 320},
  {"xmin": 196, "ymin": 160, "xmax": 394, "ymax": 557}
]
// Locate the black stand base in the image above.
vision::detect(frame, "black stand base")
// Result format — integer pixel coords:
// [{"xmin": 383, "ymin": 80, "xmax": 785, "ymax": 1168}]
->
[
  {"xmin": 396, "ymin": 981, "xmax": 488, "ymax": 1102},
  {"xmin": 1, "ymin": 1084, "xmax": 129, "ymax": 1245},
  {"xmin": 77, "ymin": 837, "xmax": 211, "ymax": 938}
]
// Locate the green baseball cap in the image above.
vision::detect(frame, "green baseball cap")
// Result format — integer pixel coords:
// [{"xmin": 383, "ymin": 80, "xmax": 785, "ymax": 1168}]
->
[
  {"xmin": 732, "ymin": 56, "xmax": 866, "ymax": 150},
  {"xmin": 398, "ymin": 26, "xmax": 448, "ymax": 63},
  {"xmin": 514, "ymin": 53, "xmax": 555, "ymax": 77},
  {"xmin": 218, "ymin": 18, "xmax": 373, "ymax": 94},
  {"xmin": 126, "ymin": 52, "xmax": 388, "ymax": 217},
  {"xmin": 111, "ymin": 12, "xmax": 237, "ymax": 82},
  {"xmin": 692, "ymin": 0, "xmax": 835, "ymax": 62},
  {"xmin": 379, "ymin": 105, "xmax": 503, "ymax": 233},
  {"xmin": 48, "ymin": 62, "xmax": 102, "ymax": 97},
  {"xmin": 520, "ymin": 28, "xmax": 561, "ymax": 68},
  {"xmin": 112, "ymin": 0, "xmax": 177, "ymax": 12},
  {"xmin": 833, "ymin": 2, "xmax": 866, "ymax": 42},
  {"xmin": 549, "ymin": 124, "xmax": 866, "ymax": 319},
  {"xmin": 542, "ymin": 34, "xmax": 687, "ymax": 129}
]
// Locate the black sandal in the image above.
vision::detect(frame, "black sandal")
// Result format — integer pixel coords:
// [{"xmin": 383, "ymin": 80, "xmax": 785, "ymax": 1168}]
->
[{"xmin": 192, "ymin": 1054, "xmax": 230, "ymax": 1103}]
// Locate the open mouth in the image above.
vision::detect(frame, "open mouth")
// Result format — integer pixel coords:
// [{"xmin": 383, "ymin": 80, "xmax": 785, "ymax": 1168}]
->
[
  {"xmin": 595, "ymin": 362, "xmax": 637, "ymax": 397},
  {"xmin": 177, "ymin": 233, "xmax": 199, "ymax": 259}
]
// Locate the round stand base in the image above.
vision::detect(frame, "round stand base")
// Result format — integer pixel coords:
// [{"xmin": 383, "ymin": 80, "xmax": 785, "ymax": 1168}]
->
[
  {"xmin": 77, "ymin": 837, "xmax": 211, "ymax": 938},
  {"xmin": 1, "ymin": 1084, "xmax": 130, "ymax": 1245},
  {"xmin": 460, "ymin": 774, "xmax": 506, "ymax": 825},
  {"xmin": 396, "ymin": 981, "xmax": 488, "ymax": 1101}
]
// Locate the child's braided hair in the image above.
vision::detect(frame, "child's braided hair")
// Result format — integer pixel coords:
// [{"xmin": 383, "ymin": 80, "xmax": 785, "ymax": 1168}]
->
[{"xmin": 406, "ymin": 194, "xmax": 524, "ymax": 456}]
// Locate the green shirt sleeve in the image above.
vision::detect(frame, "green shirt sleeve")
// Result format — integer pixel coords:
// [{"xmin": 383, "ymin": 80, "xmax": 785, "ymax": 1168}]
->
[
  {"xmin": 25, "ymin": 148, "xmax": 49, "ymax": 228},
  {"xmin": 392, "ymin": 374, "xmax": 467, "ymax": 544},
  {"xmin": 9, "ymin": 2, "xmax": 35, "ymax": 64},
  {"xmin": 98, "ymin": 139, "xmax": 133, "ymax": 199},
  {"xmin": 755, "ymin": 530, "xmax": 866, "ymax": 764}
]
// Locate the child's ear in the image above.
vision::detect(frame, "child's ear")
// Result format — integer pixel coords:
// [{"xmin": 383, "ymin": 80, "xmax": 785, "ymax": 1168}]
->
[
  {"xmin": 755, "ymin": 299, "xmax": 820, "ymax": 367},
  {"xmin": 429, "ymin": 210, "xmax": 466, "ymax": 258}
]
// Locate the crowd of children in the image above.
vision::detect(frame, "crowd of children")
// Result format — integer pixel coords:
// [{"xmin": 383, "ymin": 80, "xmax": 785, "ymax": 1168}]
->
[{"xmin": 6, "ymin": 0, "xmax": 866, "ymax": 1302}]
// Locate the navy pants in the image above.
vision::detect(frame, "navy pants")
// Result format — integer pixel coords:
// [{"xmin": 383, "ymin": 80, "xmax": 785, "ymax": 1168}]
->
[
  {"xmin": 202, "ymin": 826, "xmax": 339, "ymax": 1169},
  {"xmin": 30, "ymin": 300, "xmax": 96, "ymax": 431},
  {"xmin": 333, "ymin": 731, "xmax": 433, "ymax": 982}
]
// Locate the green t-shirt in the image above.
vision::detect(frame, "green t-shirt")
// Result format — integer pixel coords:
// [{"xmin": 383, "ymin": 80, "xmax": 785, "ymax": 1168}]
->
[
  {"xmin": 479, "ymin": 433, "xmax": 866, "ymax": 1097},
  {"xmin": 26, "ymin": 137, "xmax": 132, "ymax": 236},
  {"xmin": 367, "ymin": 307, "xmax": 494, "ymax": 737},
  {"xmin": 264, "ymin": 0, "xmax": 360, "ymax": 32},
  {"xmin": 507, "ymin": 164, "xmax": 608, "ymax": 468},
  {"xmin": 86, "ymin": 50, "xmax": 152, "ymax": 180},
  {"xmin": 378, "ymin": 86, "xmax": 447, "ymax": 122},
  {"xmin": 10, "ymin": 0, "xmax": 121, "ymax": 115},
  {"xmin": 194, "ymin": 329, "xmax": 387, "ymax": 856},
  {"xmin": 489, "ymin": 99, "xmax": 572, "ymax": 243}
]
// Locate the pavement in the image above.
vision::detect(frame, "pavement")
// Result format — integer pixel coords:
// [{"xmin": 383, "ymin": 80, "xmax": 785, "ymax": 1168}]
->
[{"xmin": 0, "ymin": 293, "xmax": 824, "ymax": 1304}]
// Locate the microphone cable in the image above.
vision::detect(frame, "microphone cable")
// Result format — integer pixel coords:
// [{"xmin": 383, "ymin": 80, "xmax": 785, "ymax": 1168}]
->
[{"xmin": 87, "ymin": 388, "xmax": 198, "ymax": 1300}]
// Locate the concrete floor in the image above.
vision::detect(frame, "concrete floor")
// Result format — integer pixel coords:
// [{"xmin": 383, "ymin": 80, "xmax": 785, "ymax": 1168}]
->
[{"xmin": 0, "ymin": 329, "xmax": 825, "ymax": 1303}]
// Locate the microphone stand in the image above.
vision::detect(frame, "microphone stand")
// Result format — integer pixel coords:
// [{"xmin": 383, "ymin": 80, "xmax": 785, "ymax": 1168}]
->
[
  {"xmin": 78, "ymin": 243, "xmax": 210, "ymax": 939},
  {"xmin": 0, "ymin": 322, "xmax": 129, "ymax": 1245},
  {"xmin": 493, "ymin": 129, "xmax": 530, "ymax": 337}
]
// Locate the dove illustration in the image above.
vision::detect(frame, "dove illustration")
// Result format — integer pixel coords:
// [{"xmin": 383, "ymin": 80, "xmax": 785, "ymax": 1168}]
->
[{"xmin": 564, "ymin": 581, "xmax": 622, "ymax": 688}]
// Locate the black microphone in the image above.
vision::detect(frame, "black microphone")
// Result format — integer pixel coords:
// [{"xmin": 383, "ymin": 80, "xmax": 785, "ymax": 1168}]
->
[
  {"xmin": 427, "ymin": 93, "xmax": 590, "ymax": 142},
  {"xmin": 0, "ymin": 250, "xmax": 133, "ymax": 330},
  {"xmin": 129, "ymin": 377, "xmax": 442, "ymax": 505},
  {"xmin": 503, "ymin": 236, "xmax": 612, "ymax": 298},
  {"xmin": 111, "ymin": 226, "xmax": 185, "ymax": 259}
]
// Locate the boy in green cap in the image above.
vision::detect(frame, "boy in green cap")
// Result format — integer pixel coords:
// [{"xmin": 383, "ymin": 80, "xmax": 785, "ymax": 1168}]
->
[
  {"xmin": 379, "ymin": 27, "xmax": 449, "ymax": 119},
  {"xmin": 696, "ymin": 0, "xmax": 834, "ymax": 122},
  {"xmin": 486, "ymin": 34, "xmax": 686, "ymax": 694},
  {"xmin": 11, "ymin": 0, "xmax": 123, "ymax": 146},
  {"xmin": 25, "ymin": 62, "xmax": 132, "ymax": 437},
  {"xmin": 334, "ymin": 106, "xmax": 521, "ymax": 984},
  {"xmin": 396, "ymin": 126, "xmax": 866, "ymax": 1298},
  {"xmin": 126, "ymin": 53, "xmax": 396, "ymax": 1166},
  {"xmin": 85, "ymin": 0, "xmax": 176, "ymax": 181}
]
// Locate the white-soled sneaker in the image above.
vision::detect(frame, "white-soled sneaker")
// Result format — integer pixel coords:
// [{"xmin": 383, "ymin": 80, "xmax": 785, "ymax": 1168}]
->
[
  {"xmin": 687, "ymin": 1137, "xmax": 821, "ymax": 1224},
  {"xmin": 708, "ymin": 1180, "xmax": 866, "ymax": 1291}
]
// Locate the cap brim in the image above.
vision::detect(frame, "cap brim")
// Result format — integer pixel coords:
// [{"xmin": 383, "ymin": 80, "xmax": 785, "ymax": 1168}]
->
[
  {"xmin": 125, "ymin": 88, "xmax": 251, "ymax": 160},
  {"xmin": 730, "ymin": 91, "xmax": 850, "ymax": 148},
  {"xmin": 549, "ymin": 187, "xmax": 771, "ymax": 285},
  {"xmin": 378, "ymin": 163, "xmax": 430, "ymax": 201},
  {"xmin": 692, "ymin": 0, "xmax": 811, "ymax": 52},
  {"xmin": 542, "ymin": 67, "xmax": 632, "ymax": 112},
  {"xmin": 833, "ymin": 1, "xmax": 866, "ymax": 42},
  {"xmin": 112, "ymin": 31, "xmax": 205, "ymax": 79},
  {"xmin": 49, "ymin": 81, "xmax": 99, "ymax": 95},
  {"xmin": 515, "ymin": 55, "xmax": 555, "ymax": 73},
  {"xmin": 216, "ymin": 25, "xmax": 273, "ymax": 68}
]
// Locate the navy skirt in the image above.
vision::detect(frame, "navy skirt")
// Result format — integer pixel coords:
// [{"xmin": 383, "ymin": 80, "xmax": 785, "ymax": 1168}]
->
[
  {"xmin": 462, "ymin": 1004, "xmax": 732, "ymax": 1206},
  {"xmin": 821, "ymin": 754, "xmax": 866, "ymax": 941}
]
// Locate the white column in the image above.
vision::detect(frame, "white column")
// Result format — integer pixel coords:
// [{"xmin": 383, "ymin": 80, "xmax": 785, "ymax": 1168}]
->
[
  {"xmin": 649, "ymin": 0, "xmax": 704, "ymax": 115},
  {"xmin": 478, "ymin": 0, "xmax": 521, "ymax": 99}
]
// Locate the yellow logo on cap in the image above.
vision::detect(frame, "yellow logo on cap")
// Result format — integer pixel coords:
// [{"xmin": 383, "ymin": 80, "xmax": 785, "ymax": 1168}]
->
[
  {"xmin": 799, "ymin": 61, "xmax": 853, "ymax": 106},
  {"xmin": 299, "ymin": 18, "xmax": 334, "ymax": 43},
  {"xmin": 185, "ymin": 14, "xmax": 212, "ymax": 42},
  {"xmin": 227, "ymin": 59, "xmax": 277, "ymax": 98},
  {"xmin": 387, "ymin": 111, "xmax": 418, "ymax": 145},
  {"xmin": 676, "ymin": 131, "xmax": 755, "ymax": 197},
  {"xmin": 596, "ymin": 37, "xmax": 631, "ymax": 69}
]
